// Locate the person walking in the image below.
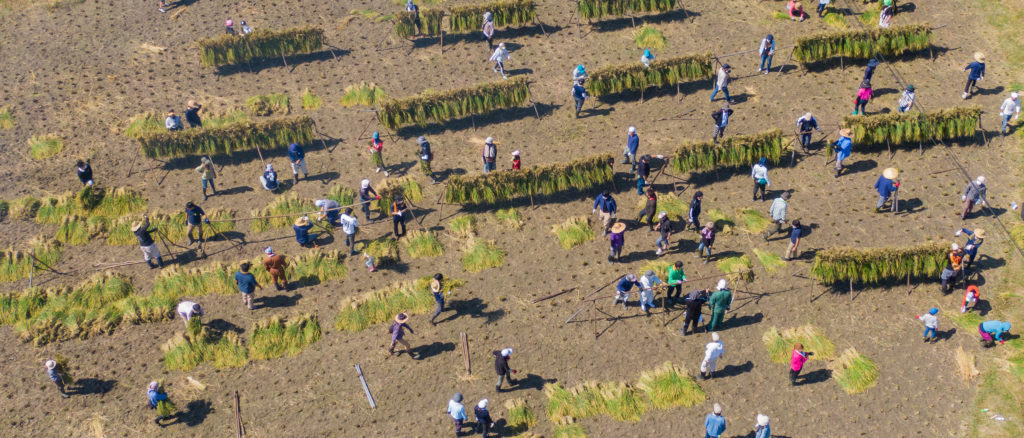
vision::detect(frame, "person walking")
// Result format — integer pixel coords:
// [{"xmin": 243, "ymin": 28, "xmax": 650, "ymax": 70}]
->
[
  {"xmin": 688, "ymin": 191, "xmax": 704, "ymax": 231},
  {"xmin": 147, "ymin": 381, "xmax": 175, "ymax": 426},
  {"xmin": 979, "ymin": 320, "xmax": 1012, "ymax": 347},
  {"xmin": 700, "ymin": 332, "xmax": 724, "ymax": 380},
  {"xmin": 176, "ymin": 301, "xmax": 203, "ymax": 326},
  {"xmin": 608, "ymin": 221, "xmax": 626, "ymax": 262},
  {"xmin": 763, "ymin": 192, "xmax": 790, "ymax": 240},
  {"xmin": 511, "ymin": 150, "xmax": 521, "ymax": 170},
  {"xmin": 641, "ymin": 188, "xmax": 658, "ymax": 231},
  {"xmin": 165, "ymin": 110, "xmax": 183, "ymax": 131},
  {"xmin": 417, "ymin": 136, "xmax": 438, "ymax": 184},
  {"xmin": 711, "ymin": 103, "xmax": 733, "ymax": 143},
  {"xmin": 704, "ymin": 403, "xmax": 727, "ymax": 438},
  {"xmin": 45, "ymin": 360, "xmax": 70, "ymax": 398},
  {"xmin": 132, "ymin": 215, "xmax": 164, "ymax": 269},
  {"xmin": 640, "ymin": 49, "xmax": 656, "ymax": 68},
  {"xmin": 697, "ymin": 222, "xmax": 715, "ymax": 263},
  {"xmin": 260, "ymin": 163, "xmax": 280, "ymax": 192},
  {"xmin": 957, "ymin": 227, "xmax": 985, "ymax": 272},
  {"xmin": 707, "ymin": 279, "xmax": 732, "ymax": 331},
  {"xmin": 754, "ymin": 414, "xmax": 771, "ymax": 438},
  {"xmin": 833, "ymin": 128, "xmax": 853, "ymax": 178},
  {"xmin": 288, "ymin": 142, "xmax": 309, "ymax": 184},
  {"xmin": 940, "ymin": 243, "xmax": 965, "ymax": 293},
  {"xmin": 593, "ymin": 191, "xmax": 617, "ymax": 236},
  {"xmin": 359, "ymin": 179, "xmax": 380, "ymax": 223},
  {"xmin": 863, "ymin": 58, "xmax": 879, "ymax": 81},
  {"xmin": 897, "ymin": 85, "xmax": 916, "ymax": 113},
  {"xmin": 391, "ymin": 195, "xmax": 409, "ymax": 238},
  {"xmin": 710, "ymin": 64, "xmax": 733, "ymax": 103},
  {"xmin": 368, "ymin": 132, "xmax": 387, "ymax": 176},
  {"xmin": 758, "ymin": 34, "xmax": 775, "ymax": 73},
  {"xmin": 429, "ymin": 273, "xmax": 447, "ymax": 325},
  {"xmin": 751, "ymin": 157, "xmax": 770, "ymax": 201},
  {"xmin": 666, "ymin": 261, "xmax": 687, "ymax": 304},
  {"xmin": 875, "ymin": 167, "xmax": 899, "ymax": 212},
  {"xmin": 315, "ymin": 198, "xmax": 341, "ymax": 226},
  {"xmin": 816, "ymin": 0, "xmax": 831, "ymax": 17},
  {"xmin": 962, "ymin": 284, "xmax": 980, "ymax": 313},
  {"xmin": 785, "ymin": 220, "xmax": 803, "ymax": 261},
  {"xmin": 474, "ymin": 399, "xmax": 495, "ymax": 436},
  {"xmin": 572, "ymin": 78, "xmax": 588, "ymax": 118},
  {"xmin": 961, "ymin": 176, "xmax": 987, "ymax": 219},
  {"xmin": 482, "ymin": 11, "xmax": 494, "ymax": 50},
  {"xmin": 184, "ymin": 100, "xmax": 202, "ymax": 128},
  {"xmin": 789, "ymin": 343, "xmax": 813, "ymax": 384},
  {"xmin": 572, "ymin": 64, "xmax": 588, "ymax": 82},
  {"xmin": 489, "ymin": 43, "xmax": 510, "ymax": 79},
  {"xmin": 340, "ymin": 208, "xmax": 359, "ymax": 255},
  {"xmin": 638, "ymin": 270, "xmax": 662, "ymax": 315},
  {"xmin": 999, "ymin": 91, "xmax": 1020, "ymax": 135},
  {"xmin": 184, "ymin": 201, "xmax": 208, "ymax": 245},
  {"xmin": 195, "ymin": 156, "xmax": 217, "ymax": 201},
  {"xmin": 76, "ymin": 160, "xmax": 93, "ymax": 186},
  {"xmin": 482, "ymin": 137, "xmax": 497, "ymax": 173},
  {"xmin": 962, "ymin": 52, "xmax": 985, "ymax": 99},
  {"xmin": 235, "ymin": 262, "xmax": 259, "ymax": 310},
  {"xmin": 262, "ymin": 246, "xmax": 289, "ymax": 291},
  {"xmin": 796, "ymin": 112, "xmax": 820, "ymax": 152},
  {"xmin": 635, "ymin": 155, "xmax": 651, "ymax": 194},
  {"xmin": 917, "ymin": 307, "xmax": 939, "ymax": 343},
  {"xmin": 624, "ymin": 126, "xmax": 640, "ymax": 171},
  {"xmin": 655, "ymin": 211, "xmax": 672, "ymax": 256},
  {"xmin": 682, "ymin": 288, "xmax": 708, "ymax": 335},
  {"xmin": 447, "ymin": 393, "xmax": 468, "ymax": 436},
  {"xmin": 852, "ymin": 79, "xmax": 872, "ymax": 115},
  {"xmin": 493, "ymin": 348, "xmax": 518, "ymax": 391},
  {"xmin": 388, "ymin": 313, "xmax": 417, "ymax": 358},
  {"xmin": 613, "ymin": 273, "xmax": 640, "ymax": 309},
  {"xmin": 293, "ymin": 216, "xmax": 318, "ymax": 248}
]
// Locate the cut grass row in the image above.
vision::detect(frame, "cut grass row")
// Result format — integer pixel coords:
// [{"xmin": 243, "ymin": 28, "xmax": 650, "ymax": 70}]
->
[{"xmin": 164, "ymin": 313, "xmax": 321, "ymax": 371}]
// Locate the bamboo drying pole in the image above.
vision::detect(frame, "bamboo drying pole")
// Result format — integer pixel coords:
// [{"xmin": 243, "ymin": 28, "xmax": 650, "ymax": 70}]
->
[{"xmin": 355, "ymin": 364, "xmax": 377, "ymax": 409}]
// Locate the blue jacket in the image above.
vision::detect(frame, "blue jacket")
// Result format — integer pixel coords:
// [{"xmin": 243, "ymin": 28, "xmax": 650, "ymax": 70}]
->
[
  {"xmin": 626, "ymin": 134, "xmax": 639, "ymax": 155},
  {"xmin": 755, "ymin": 424, "xmax": 771, "ymax": 438},
  {"xmin": 965, "ymin": 62, "xmax": 985, "ymax": 80},
  {"xmin": 704, "ymin": 413, "xmax": 726, "ymax": 436},
  {"xmin": 593, "ymin": 195, "xmax": 617, "ymax": 213},
  {"xmin": 980, "ymin": 320, "xmax": 1011, "ymax": 341},
  {"xmin": 875, "ymin": 175, "xmax": 896, "ymax": 197},
  {"xmin": 961, "ymin": 228, "xmax": 983, "ymax": 256},
  {"xmin": 287, "ymin": 143, "xmax": 305, "ymax": 162},
  {"xmin": 293, "ymin": 223, "xmax": 314, "ymax": 244},
  {"xmin": 572, "ymin": 84, "xmax": 587, "ymax": 100},
  {"xmin": 263, "ymin": 170, "xmax": 279, "ymax": 190},
  {"xmin": 147, "ymin": 389, "xmax": 168, "ymax": 408},
  {"xmin": 834, "ymin": 136, "xmax": 853, "ymax": 161},
  {"xmin": 617, "ymin": 277, "xmax": 639, "ymax": 292}
]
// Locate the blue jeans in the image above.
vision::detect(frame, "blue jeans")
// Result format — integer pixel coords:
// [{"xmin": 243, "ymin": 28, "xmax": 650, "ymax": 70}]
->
[
  {"xmin": 898, "ymin": 105, "xmax": 909, "ymax": 113},
  {"xmin": 698, "ymin": 242, "xmax": 712, "ymax": 256},
  {"xmin": 636, "ymin": 176, "xmax": 646, "ymax": 195},
  {"xmin": 710, "ymin": 85, "xmax": 730, "ymax": 102},
  {"xmin": 923, "ymin": 327, "xmax": 936, "ymax": 339},
  {"xmin": 759, "ymin": 54, "xmax": 773, "ymax": 71},
  {"xmin": 483, "ymin": 161, "xmax": 496, "ymax": 173},
  {"xmin": 656, "ymin": 236, "xmax": 668, "ymax": 247},
  {"xmin": 1002, "ymin": 114, "xmax": 1013, "ymax": 133}
]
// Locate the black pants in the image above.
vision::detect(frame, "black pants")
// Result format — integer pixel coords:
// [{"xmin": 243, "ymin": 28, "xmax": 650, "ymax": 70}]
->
[
  {"xmin": 683, "ymin": 309, "xmax": 701, "ymax": 333},
  {"xmin": 485, "ymin": 36, "xmax": 493, "ymax": 50},
  {"xmin": 964, "ymin": 78, "xmax": 977, "ymax": 94},
  {"xmin": 345, "ymin": 232, "xmax": 356, "ymax": 253},
  {"xmin": 789, "ymin": 368, "xmax": 800, "ymax": 384},
  {"xmin": 666, "ymin": 284, "xmax": 682, "ymax": 300},
  {"xmin": 393, "ymin": 215, "xmax": 406, "ymax": 237},
  {"xmin": 753, "ymin": 181, "xmax": 766, "ymax": 200},
  {"xmin": 477, "ymin": 419, "xmax": 490, "ymax": 436}
]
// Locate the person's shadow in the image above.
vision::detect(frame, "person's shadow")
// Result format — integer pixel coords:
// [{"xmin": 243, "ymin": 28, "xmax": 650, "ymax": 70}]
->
[
  {"xmin": 503, "ymin": 373, "xmax": 557, "ymax": 392},
  {"xmin": 67, "ymin": 378, "xmax": 116, "ymax": 395},
  {"xmin": 716, "ymin": 361, "xmax": 753, "ymax": 378},
  {"xmin": 795, "ymin": 368, "xmax": 831, "ymax": 386},
  {"xmin": 411, "ymin": 341, "xmax": 455, "ymax": 360},
  {"xmin": 165, "ymin": 399, "xmax": 212, "ymax": 426}
]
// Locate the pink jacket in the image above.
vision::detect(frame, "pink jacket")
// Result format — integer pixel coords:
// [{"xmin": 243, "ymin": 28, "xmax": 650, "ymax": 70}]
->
[
  {"xmin": 856, "ymin": 87, "xmax": 872, "ymax": 101},
  {"xmin": 790, "ymin": 349, "xmax": 809, "ymax": 371}
]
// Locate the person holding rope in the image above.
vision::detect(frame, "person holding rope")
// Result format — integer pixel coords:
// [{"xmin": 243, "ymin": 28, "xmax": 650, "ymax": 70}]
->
[
  {"xmin": 340, "ymin": 208, "xmax": 359, "ymax": 256},
  {"xmin": 960, "ymin": 176, "xmax": 987, "ymax": 219},
  {"xmin": 832, "ymin": 128, "xmax": 853, "ymax": 178},
  {"xmin": 195, "ymin": 156, "xmax": 217, "ymax": 201},
  {"xmin": 682, "ymin": 288, "xmax": 708, "ymax": 335},
  {"xmin": 293, "ymin": 216, "xmax": 319, "ymax": 248},
  {"xmin": 260, "ymin": 163, "xmax": 280, "ymax": 192},
  {"xmin": 359, "ymin": 179, "xmax": 380, "ymax": 223},
  {"xmin": 666, "ymin": 261, "xmax": 687, "ymax": 304},
  {"xmin": 707, "ymin": 279, "xmax": 732, "ymax": 331},
  {"xmin": 638, "ymin": 270, "xmax": 663, "ymax": 315},
  {"xmin": 315, "ymin": 198, "xmax": 341, "ymax": 226},
  {"xmin": 368, "ymin": 132, "xmax": 387, "ymax": 176},
  {"xmin": 263, "ymin": 246, "xmax": 289, "ymax": 291},
  {"xmin": 184, "ymin": 201, "xmax": 208, "ymax": 245},
  {"xmin": 874, "ymin": 167, "xmax": 899, "ymax": 212},
  {"xmin": 751, "ymin": 157, "xmax": 770, "ymax": 202},
  {"xmin": 962, "ymin": 52, "xmax": 985, "ymax": 100},
  {"xmin": 613, "ymin": 273, "xmax": 640, "ymax": 310},
  {"xmin": 132, "ymin": 215, "xmax": 164, "ymax": 269},
  {"xmin": 795, "ymin": 112, "xmax": 820, "ymax": 152},
  {"xmin": 956, "ymin": 227, "xmax": 985, "ymax": 273},
  {"xmin": 655, "ymin": 211, "xmax": 672, "ymax": 256}
]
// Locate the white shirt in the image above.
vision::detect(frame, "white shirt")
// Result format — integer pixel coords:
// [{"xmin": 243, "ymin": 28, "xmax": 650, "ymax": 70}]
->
[
  {"xmin": 704, "ymin": 341, "xmax": 724, "ymax": 361},
  {"xmin": 489, "ymin": 48, "xmax": 509, "ymax": 63},
  {"xmin": 918, "ymin": 314, "xmax": 938, "ymax": 329},
  {"xmin": 751, "ymin": 164, "xmax": 769, "ymax": 184},
  {"xmin": 1000, "ymin": 97, "xmax": 1020, "ymax": 117},
  {"xmin": 716, "ymin": 67, "xmax": 729, "ymax": 88},
  {"xmin": 177, "ymin": 301, "xmax": 199, "ymax": 320},
  {"xmin": 640, "ymin": 274, "xmax": 662, "ymax": 291},
  {"xmin": 339, "ymin": 214, "xmax": 359, "ymax": 235}
]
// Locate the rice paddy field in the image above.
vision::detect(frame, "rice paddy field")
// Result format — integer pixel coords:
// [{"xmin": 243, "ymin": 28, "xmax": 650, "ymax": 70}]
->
[{"xmin": 0, "ymin": 0, "xmax": 1022, "ymax": 437}]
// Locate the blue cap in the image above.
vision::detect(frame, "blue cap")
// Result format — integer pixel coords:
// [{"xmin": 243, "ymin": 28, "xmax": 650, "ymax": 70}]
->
[
  {"xmin": 644, "ymin": 49, "xmax": 652, "ymax": 58},
  {"xmin": 929, "ymin": 307, "xmax": 938, "ymax": 315},
  {"xmin": 758, "ymin": 157, "xmax": 767, "ymax": 166},
  {"xmin": 576, "ymin": 64, "xmax": 585, "ymax": 73},
  {"xmin": 372, "ymin": 131, "xmax": 380, "ymax": 140},
  {"xmin": 766, "ymin": 34, "xmax": 773, "ymax": 41}
]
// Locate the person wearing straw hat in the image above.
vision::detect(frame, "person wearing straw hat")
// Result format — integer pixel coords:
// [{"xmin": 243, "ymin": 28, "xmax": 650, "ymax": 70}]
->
[
  {"xmin": 710, "ymin": 64, "xmax": 733, "ymax": 103},
  {"xmin": 288, "ymin": 142, "xmax": 309, "ymax": 184},
  {"xmin": 234, "ymin": 262, "xmax": 259, "ymax": 310},
  {"xmin": 133, "ymin": 215, "xmax": 164, "ymax": 269},
  {"xmin": 961, "ymin": 176, "xmax": 987, "ymax": 219},
  {"xmin": 489, "ymin": 42, "xmax": 510, "ymax": 79},
  {"xmin": 697, "ymin": 221, "xmax": 715, "ymax": 263},
  {"xmin": 757, "ymin": 34, "xmax": 775, "ymax": 74},
  {"xmin": 45, "ymin": 360, "xmax": 69, "ymax": 398},
  {"xmin": 315, "ymin": 198, "xmax": 341, "ymax": 226},
  {"xmin": 447, "ymin": 392, "xmax": 468, "ymax": 435},
  {"xmin": 608, "ymin": 221, "xmax": 627, "ymax": 262},
  {"xmin": 641, "ymin": 48, "xmax": 656, "ymax": 68},
  {"xmin": 482, "ymin": 11, "xmax": 494, "ymax": 50},
  {"xmin": 962, "ymin": 52, "xmax": 986, "ymax": 99},
  {"xmin": 763, "ymin": 192, "xmax": 790, "ymax": 240},
  {"xmin": 482, "ymin": 137, "xmax": 497, "ymax": 173},
  {"xmin": 940, "ymin": 243, "xmax": 965, "ymax": 294},
  {"xmin": 593, "ymin": 191, "xmax": 618, "ymax": 236},
  {"xmin": 387, "ymin": 312, "xmax": 416, "ymax": 358},
  {"xmin": 262, "ymin": 246, "xmax": 289, "ymax": 291},
  {"xmin": 293, "ymin": 216, "xmax": 318, "ymax": 248},
  {"xmin": 474, "ymin": 398, "xmax": 495, "ymax": 436},
  {"xmin": 751, "ymin": 157, "xmax": 771, "ymax": 201},
  {"xmin": 957, "ymin": 227, "xmax": 985, "ymax": 273},
  {"xmin": 368, "ymin": 132, "xmax": 387, "ymax": 176},
  {"xmin": 76, "ymin": 159, "xmax": 93, "ymax": 187},
  {"xmin": 184, "ymin": 201, "xmax": 208, "ymax": 246},
  {"xmin": 638, "ymin": 270, "xmax": 663, "ymax": 315},
  {"xmin": 999, "ymin": 91, "xmax": 1021, "ymax": 135},
  {"xmin": 184, "ymin": 100, "xmax": 202, "ymax": 128},
  {"xmin": 795, "ymin": 112, "xmax": 820, "ymax": 152},
  {"xmin": 176, "ymin": 301, "xmax": 203, "ymax": 326},
  {"xmin": 754, "ymin": 414, "xmax": 771, "ymax": 438},
  {"xmin": 164, "ymin": 110, "xmax": 183, "ymax": 131},
  {"xmin": 655, "ymin": 210, "xmax": 672, "ymax": 255},
  {"xmin": 358, "ymin": 178, "xmax": 380, "ymax": 223},
  {"xmin": 147, "ymin": 380, "xmax": 173, "ymax": 425},
  {"xmin": 707, "ymin": 279, "xmax": 732, "ymax": 331},
  {"xmin": 429, "ymin": 273, "xmax": 447, "ymax": 326},
  {"xmin": 260, "ymin": 163, "xmax": 280, "ymax": 192},
  {"xmin": 624, "ymin": 126, "xmax": 640, "ymax": 170},
  {"xmin": 391, "ymin": 195, "xmax": 410, "ymax": 238},
  {"xmin": 832, "ymin": 128, "xmax": 853, "ymax": 178},
  {"xmin": 194, "ymin": 156, "xmax": 217, "ymax": 201},
  {"xmin": 510, "ymin": 150, "xmax": 521, "ymax": 170},
  {"xmin": 704, "ymin": 403, "xmax": 727, "ymax": 437},
  {"xmin": 339, "ymin": 208, "xmax": 360, "ymax": 256},
  {"xmin": 875, "ymin": 167, "xmax": 899, "ymax": 212},
  {"xmin": 711, "ymin": 102, "xmax": 733, "ymax": 143},
  {"xmin": 916, "ymin": 307, "xmax": 940, "ymax": 343},
  {"xmin": 417, "ymin": 136, "xmax": 438, "ymax": 184},
  {"xmin": 897, "ymin": 84, "xmax": 916, "ymax": 113},
  {"xmin": 493, "ymin": 348, "xmax": 517, "ymax": 391},
  {"xmin": 572, "ymin": 78, "xmax": 588, "ymax": 118},
  {"xmin": 700, "ymin": 332, "xmax": 725, "ymax": 380}
]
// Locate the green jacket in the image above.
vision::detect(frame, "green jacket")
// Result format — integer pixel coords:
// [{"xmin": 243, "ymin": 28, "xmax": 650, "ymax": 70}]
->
[
  {"xmin": 667, "ymin": 266, "xmax": 686, "ymax": 284},
  {"xmin": 709, "ymin": 289, "xmax": 732, "ymax": 313}
]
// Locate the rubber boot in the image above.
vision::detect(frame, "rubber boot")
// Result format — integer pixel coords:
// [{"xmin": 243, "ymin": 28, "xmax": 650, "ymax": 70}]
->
[
  {"xmin": 156, "ymin": 257, "xmax": 164, "ymax": 268},
  {"xmin": 293, "ymin": 174, "xmax": 299, "ymax": 185},
  {"xmin": 202, "ymin": 187, "xmax": 208, "ymax": 201},
  {"xmin": 147, "ymin": 259, "xmax": 157, "ymax": 269}
]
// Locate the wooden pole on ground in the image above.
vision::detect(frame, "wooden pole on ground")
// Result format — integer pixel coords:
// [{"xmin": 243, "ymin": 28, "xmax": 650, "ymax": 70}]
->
[
  {"xmin": 533, "ymin": 287, "xmax": 577, "ymax": 304},
  {"xmin": 591, "ymin": 301, "xmax": 597, "ymax": 339},
  {"xmin": 126, "ymin": 148, "xmax": 141, "ymax": 178},
  {"xmin": 355, "ymin": 364, "xmax": 377, "ymax": 409},
  {"xmin": 234, "ymin": 390, "xmax": 246, "ymax": 437},
  {"xmin": 460, "ymin": 332, "xmax": 471, "ymax": 375},
  {"xmin": 281, "ymin": 54, "xmax": 288, "ymax": 67}
]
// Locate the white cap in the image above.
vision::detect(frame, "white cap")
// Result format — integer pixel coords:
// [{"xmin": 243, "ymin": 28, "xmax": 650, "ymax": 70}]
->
[
  {"xmin": 478, "ymin": 399, "xmax": 489, "ymax": 408},
  {"xmin": 1012, "ymin": 92, "xmax": 1019, "ymax": 99},
  {"xmin": 45, "ymin": 360, "xmax": 56, "ymax": 369},
  {"xmin": 361, "ymin": 179, "xmax": 370, "ymax": 189},
  {"xmin": 628, "ymin": 126, "xmax": 636, "ymax": 133},
  {"xmin": 626, "ymin": 273, "xmax": 636, "ymax": 281},
  {"xmin": 757, "ymin": 414, "xmax": 770, "ymax": 427},
  {"xmin": 149, "ymin": 381, "xmax": 159, "ymax": 391},
  {"xmin": 952, "ymin": 243, "xmax": 959, "ymax": 250},
  {"xmin": 511, "ymin": 150, "xmax": 520, "ymax": 156},
  {"xmin": 501, "ymin": 348, "xmax": 513, "ymax": 356},
  {"xmin": 658, "ymin": 211, "xmax": 667, "ymax": 218},
  {"xmin": 315, "ymin": 200, "xmax": 325, "ymax": 207},
  {"xmin": 264, "ymin": 246, "xmax": 274, "ymax": 254},
  {"xmin": 485, "ymin": 137, "xmax": 494, "ymax": 143},
  {"xmin": 265, "ymin": 163, "xmax": 273, "ymax": 171},
  {"xmin": 713, "ymin": 403, "xmax": 722, "ymax": 414},
  {"xmin": 976, "ymin": 176, "xmax": 985, "ymax": 184},
  {"xmin": 711, "ymin": 332, "xmax": 720, "ymax": 341},
  {"xmin": 716, "ymin": 279, "xmax": 727, "ymax": 290}
]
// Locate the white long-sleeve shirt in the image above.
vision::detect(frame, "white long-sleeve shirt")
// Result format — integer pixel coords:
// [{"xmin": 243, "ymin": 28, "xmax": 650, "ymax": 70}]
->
[
  {"xmin": 716, "ymin": 67, "xmax": 730, "ymax": 88},
  {"xmin": 640, "ymin": 274, "xmax": 662, "ymax": 291},
  {"xmin": 704, "ymin": 341, "xmax": 724, "ymax": 361},
  {"xmin": 1000, "ymin": 97, "xmax": 1021, "ymax": 117},
  {"xmin": 489, "ymin": 48, "xmax": 509, "ymax": 63},
  {"xmin": 918, "ymin": 314, "xmax": 938, "ymax": 329},
  {"xmin": 751, "ymin": 164, "xmax": 769, "ymax": 185}
]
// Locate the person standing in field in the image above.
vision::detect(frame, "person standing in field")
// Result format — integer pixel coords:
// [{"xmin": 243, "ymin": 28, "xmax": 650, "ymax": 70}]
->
[
  {"xmin": 235, "ymin": 262, "xmax": 259, "ymax": 310},
  {"xmin": 704, "ymin": 403, "xmax": 727, "ymax": 438},
  {"xmin": 641, "ymin": 188, "xmax": 658, "ymax": 231},
  {"xmin": 288, "ymin": 142, "xmax": 309, "ymax": 183},
  {"xmin": 763, "ymin": 192, "xmax": 790, "ymax": 240},
  {"xmin": 593, "ymin": 191, "xmax": 617, "ymax": 236},
  {"xmin": 45, "ymin": 360, "xmax": 69, "ymax": 398},
  {"xmin": 493, "ymin": 348, "xmax": 517, "ymax": 391},
  {"xmin": 339, "ymin": 208, "xmax": 359, "ymax": 256},
  {"xmin": 666, "ymin": 261, "xmax": 686, "ymax": 304},
  {"xmin": 697, "ymin": 222, "xmax": 716, "ymax": 263},
  {"xmin": 796, "ymin": 112, "xmax": 820, "ymax": 152},
  {"xmin": 429, "ymin": 273, "xmax": 447, "ymax": 326},
  {"xmin": 262, "ymin": 246, "xmax": 289, "ymax": 291},
  {"xmin": 195, "ymin": 157, "xmax": 217, "ymax": 201},
  {"xmin": 785, "ymin": 220, "xmax": 802, "ymax": 261},
  {"xmin": 184, "ymin": 201, "xmax": 208, "ymax": 245},
  {"xmin": 482, "ymin": 137, "xmax": 497, "ymax": 173},
  {"xmin": 613, "ymin": 273, "xmax": 640, "ymax": 310},
  {"xmin": 707, "ymin": 279, "xmax": 732, "ymax": 331},
  {"xmin": 368, "ymin": 132, "xmax": 386, "ymax": 176},
  {"xmin": 608, "ymin": 222, "xmax": 626, "ymax": 262},
  {"xmin": 917, "ymin": 307, "xmax": 939, "ymax": 343},
  {"xmin": 405, "ymin": 0, "xmax": 421, "ymax": 36},
  {"xmin": 711, "ymin": 103, "xmax": 733, "ymax": 143},
  {"xmin": 165, "ymin": 110, "xmax": 183, "ymax": 131},
  {"xmin": 875, "ymin": 167, "xmax": 899, "ymax": 212},
  {"xmin": 388, "ymin": 313, "xmax": 417, "ymax": 358},
  {"xmin": 624, "ymin": 126, "xmax": 640, "ymax": 171},
  {"xmin": 655, "ymin": 211, "xmax": 672, "ymax": 256},
  {"xmin": 688, "ymin": 191, "xmax": 703, "ymax": 231},
  {"xmin": 572, "ymin": 78, "xmax": 588, "ymax": 118},
  {"xmin": 391, "ymin": 195, "xmax": 409, "ymax": 238},
  {"xmin": 489, "ymin": 42, "xmax": 510, "ymax": 80},
  {"xmin": 176, "ymin": 301, "xmax": 203, "ymax": 326},
  {"xmin": 757, "ymin": 34, "xmax": 775, "ymax": 74},
  {"xmin": 447, "ymin": 393, "xmax": 468, "ymax": 436},
  {"xmin": 638, "ymin": 270, "xmax": 662, "ymax": 315},
  {"xmin": 682, "ymin": 288, "xmax": 708, "ymax": 335},
  {"xmin": 961, "ymin": 176, "xmax": 987, "ymax": 219},
  {"xmin": 359, "ymin": 179, "xmax": 380, "ymax": 223},
  {"xmin": 999, "ymin": 92, "xmax": 1020, "ymax": 135},
  {"xmin": 754, "ymin": 414, "xmax": 771, "ymax": 438},
  {"xmin": 957, "ymin": 227, "xmax": 985, "ymax": 273},
  {"xmin": 76, "ymin": 160, "xmax": 94, "ymax": 186},
  {"xmin": 417, "ymin": 136, "xmax": 438, "ymax": 184},
  {"xmin": 832, "ymin": 128, "xmax": 853, "ymax": 178},
  {"xmin": 573, "ymin": 64, "xmax": 588, "ymax": 82},
  {"xmin": 482, "ymin": 11, "xmax": 494, "ymax": 50},
  {"xmin": 700, "ymin": 332, "xmax": 724, "ymax": 380},
  {"xmin": 636, "ymin": 155, "xmax": 651, "ymax": 195},
  {"xmin": 940, "ymin": 243, "xmax": 965, "ymax": 294},
  {"xmin": 710, "ymin": 64, "xmax": 733, "ymax": 103},
  {"xmin": 184, "ymin": 100, "xmax": 202, "ymax": 128},
  {"xmin": 897, "ymin": 85, "xmax": 916, "ymax": 113},
  {"xmin": 852, "ymin": 79, "xmax": 872, "ymax": 115},
  {"xmin": 751, "ymin": 157, "xmax": 770, "ymax": 202},
  {"xmin": 132, "ymin": 215, "xmax": 164, "ymax": 269},
  {"xmin": 878, "ymin": 2, "xmax": 893, "ymax": 28},
  {"xmin": 510, "ymin": 150, "xmax": 521, "ymax": 170},
  {"xmin": 962, "ymin": 52, "xmax": 985, "ymax": 99},
  {"xmin": 789, "ymin": 343, "xmax": 813, "ymax": 384},
  {"xmin": 474, "ymin": 399, "xmax": 495, "ymax": 436}
]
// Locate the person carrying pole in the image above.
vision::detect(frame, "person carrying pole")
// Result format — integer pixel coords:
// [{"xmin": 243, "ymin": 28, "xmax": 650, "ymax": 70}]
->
[
  {"xmin": 288, "ymin": 142, "xmax": 309, "ymax": 184},
  {"xmin": 707, "ymin": 279, "xmax": 732, "ymax": 331},
  {"xmin": 262, "ymin": 246, "xmax": 289, "ymax": 291},
  {"xmin": 795, "ymin": 112, "xmax": 820, "ymax": 152},
  {"xmin": 757, "ymin": 34, "xmax": 775, "ymax": 74},
  {"xmin": 961, "ymin": 176, "xmax": 987, "ymax": 220},
  {"xmin": 874, "ymin": 168, "xmax": 899, "ymax": 212},
  {"xmin": 751, "ymin": 158, "xmax": 770, "ymax": 202},
  {"xmin": 833, "ymin": 128, "xmax": 853, "ymax": 178},
  {"xmin": 195, "ymin": 157, "xmax": 217, "ymax": 201},
  {"xmin": 132, "ymin": 215, "xmax": 164, "ymax": 269}
]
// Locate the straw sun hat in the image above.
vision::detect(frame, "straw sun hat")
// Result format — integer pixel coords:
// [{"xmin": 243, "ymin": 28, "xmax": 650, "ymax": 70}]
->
[
  {"xmin": 610, "ymin": 222, "xmax": 627, "ymax": 233},
  {"xmin": 395, "ymin": 313, "xmax": 410, "ymax": 324},
  {"xmin": 974, "ymin": 52, "xmax": 985, "ymax": 62},
  {"xmin": 882, "ymin": 167, "xmax": 899, "ymax": 179},
  {"xmin": 839, "ymin": 128, "xmax": 852, "ymax": 137},
  {"xmin": 294, "ymin": 216, "xmax": 310, "ymax": 227}
]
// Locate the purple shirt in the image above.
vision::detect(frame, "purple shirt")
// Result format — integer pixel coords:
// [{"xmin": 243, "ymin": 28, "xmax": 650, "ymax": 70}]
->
[
  {"xmin": 609, "ymin": 231, "xmax": 624, "ymax": 248},
  {"xmin": 390, "ymin": 322, "xmax": 411, "ymax": 341}
]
